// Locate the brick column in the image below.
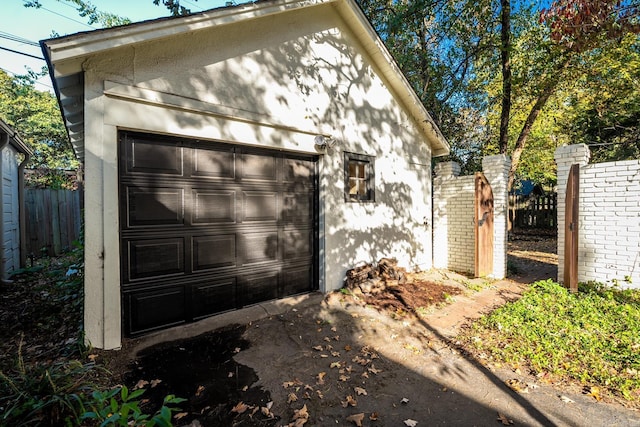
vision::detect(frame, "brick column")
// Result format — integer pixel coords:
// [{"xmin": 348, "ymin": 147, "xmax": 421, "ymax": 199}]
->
[
  {"xmin": 554, "ymin": 144, "xmax": 590, "ymax": 283},
  {"xmin": 482, "ymin": 154, "xmax": 510, "ymax": 279},
  {"xmin": 433, "ymin": 162, "xmax": 461, "ymax": 269}
]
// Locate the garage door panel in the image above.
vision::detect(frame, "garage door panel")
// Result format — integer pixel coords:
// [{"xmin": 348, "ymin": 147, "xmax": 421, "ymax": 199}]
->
[
  {"xmin": 241, "ymin": 152, "xmax": 277, "ymax": 181},
  {"xmin": 126, "ymin": 186, "xmax": 185, "ymax": 227},
  {"xmin": 285, "ymin": 157, "xmax": 314, "ymax": 181},
  {"xmin": 127, "ymin": 238, "xmax": 184, "ymax": 280},
  {"xmin": 240, "ymin": 271, "xmax": 279, "ymax": 306},
  {"xmin": 282, "ymin": 266, "xmax": 313, "ymax": 296},
  {"xmin": 242, "ymin": 231, "xmax": 278, "ymax": 265},
  {"xmin": 193, "ymin": 190, "xmax": 236, "ymax": 224},
  {"xmin": 244, "ymin": 192, "xmax": 278, "ymax": 222},
  {"xmin": 193, "ymin": 146, "xmax": 235, "ymax": 179},
  {"xmin": 125, "ymin": 286, "xmax": 185, "ymax": 334},
  {"xmin": 282, "ymin": 192, "xmax": 311, "ymax": 223},
  {"xmin": 283, "ymin": 228, "xmax": 312, "ymax": 260},
  {"xmin": 125, "ymin": 139, "xmax": 184, "ymax": 176},
  {"xmin": 193, "ymin": 235, "xmax": 237, "ymax": 270},
  {"xmin": 192, "ymin": 279, "xmax": 237, "ymax": 319}
]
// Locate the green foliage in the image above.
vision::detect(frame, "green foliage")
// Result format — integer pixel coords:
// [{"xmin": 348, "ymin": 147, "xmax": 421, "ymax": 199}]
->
[
  {"xmin": 81, "ymin": 386, "xmax": 186, "ymax": 427},
  {"xmin": 0, "ymin": 70, "xmax": 78, "ymax": 186},
  {"xmin": 462, "ymin": 279, "xmax": 640, "ymax": 401},
  {"xmin": 0, "ymin": 337, "xmax": 98, "ymax": 426},
  {"xmin": 24, "ymin": 0, "xmax": 131, "ymax": 27}
]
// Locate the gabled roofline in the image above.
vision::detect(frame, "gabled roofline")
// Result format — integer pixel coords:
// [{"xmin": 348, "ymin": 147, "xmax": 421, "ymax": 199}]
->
[
  {"xmin": 41, "ymin": 0, "xmax": 449, "ymax": 160},
  {"xmin": 0, "ymin": 119, "xmax": 34, "ymax": 156}
]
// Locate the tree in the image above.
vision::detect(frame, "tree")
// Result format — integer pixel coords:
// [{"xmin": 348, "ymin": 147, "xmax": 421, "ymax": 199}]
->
[
  {"xmin": 0, "ymin": 70, "xmax": 78, "ymax": 188},
  {"xmin": 24, "ymin": 0, "xmax": 131, "ymax": 27}
]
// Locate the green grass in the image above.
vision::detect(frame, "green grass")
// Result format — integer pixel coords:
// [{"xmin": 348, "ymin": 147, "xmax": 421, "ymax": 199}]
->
[{"xmin": 461, "ymin": 279, "xmax": 640, "ymax": 401}]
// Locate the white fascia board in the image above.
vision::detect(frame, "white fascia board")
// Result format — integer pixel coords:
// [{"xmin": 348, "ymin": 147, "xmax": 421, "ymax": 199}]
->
[{"xmin": 43, "ymin": 0, "xmax": 331, "ymax": 68}]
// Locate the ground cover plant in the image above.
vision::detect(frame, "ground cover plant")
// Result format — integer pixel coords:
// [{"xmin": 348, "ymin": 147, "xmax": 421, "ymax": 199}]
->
[
  {"xmin": 460, "ymin": 279, "xmax": 640, "ymax": 404},
  {"xmin": 0, "ymin": 243, "xmax": 184, "ymax": 426}
]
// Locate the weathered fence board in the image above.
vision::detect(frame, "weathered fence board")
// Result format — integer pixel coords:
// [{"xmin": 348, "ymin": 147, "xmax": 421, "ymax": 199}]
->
[{"xmin": 25, "ymin": 189, "xmax": 82, "ymax": 257}]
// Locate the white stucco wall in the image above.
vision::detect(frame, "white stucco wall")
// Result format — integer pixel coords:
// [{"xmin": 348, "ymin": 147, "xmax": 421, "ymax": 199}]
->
[
  {"xmin": 77, "ymin": 4, "xmax": 434, "ymax": 348},
  {"xmin": 1, "ymin": 145, "xmax": 21, "ymax": 279}
]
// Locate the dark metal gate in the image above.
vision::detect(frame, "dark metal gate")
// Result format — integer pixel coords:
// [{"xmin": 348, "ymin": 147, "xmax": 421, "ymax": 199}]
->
[
  {"xmin": 119, "ymin": 131, "xmax": 319, "ymax": 335},
  {"xmin": 475, "ymin": 172, "xmax": 494, "ymax": 278}
]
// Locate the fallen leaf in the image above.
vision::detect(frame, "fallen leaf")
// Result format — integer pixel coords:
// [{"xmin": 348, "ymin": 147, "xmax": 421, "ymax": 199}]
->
[
  {"xmin": 325, "ymin": 344, "xmax": 334, "ymax": 351},
  {"xmin": 316, "ymin": 390, "xmax": 324, "ymax": 399},
  {"xmin": 361, "ymin": 372, "xmax": 369, "ymax": 379},
  {"xmin": 354, "ymin": 386, "xmax": 367, "ymax": 396},
  {"xmin": 330, "ymin": 361, "xmax": 341, "ymax": 369},
  {"xmin": 324, "ymin": 336, "xmax": 331, "ymax": 342},
  {"xmin": 331, "ymin": 351, "xmax": 341, "ymax": 357},
  {"xmin": 288, "ymin": 393, "xmax": 299, "ymax": 403},
  {"xmin": 312, "ymin": 345, "xmax": 324, "ymax": 351},
  {"xmin": 342, "ymin": 395, "xmax": 357, "ymax": 407},
  {"xmin": 403, "ymin": 419, "xmax": 418, "ymax": 426},
  {"xmin": 233, "ymin": 347, "xmax": 241, "ymax": 353},
  {"xmin": 400, "ymin": 397, "xmax": 409, "ymax": 404},
  {"xmin": 261, "ymin": 406, "xmax": 273, "ymax": 417},
  {"xmin": 333, "ymin": 335, "xmax": 340, "ymax": 341},
  {"xmin": 195, "ymin": 385, "xmax": 205, "ymax": 396},
  {"xmin": 242, "ymin": 385, "xmax": 248, "ymax": 392},
  {"xmin": 560, "ymin": 395, "xmax": 575, "ymax": 403},
  {"xmin": 302, "ymin": 392, "xmax": 311, "ymax": 399},
  {"xmin": 497, "ymin": 413, "xmax": 514, "ymax": 425},
  {"xmin": 584, "ymin": 386, "xmax": 602, "ymax": 401},
  {"xmin": 316, "ymin": 372, "xmax": 326, "ymax": 385},
  {"xmin": 368, "ymin": 365, "xmax": 382, "ymax": 374},
  {"xmin": 231, "ymin": 402, "xmax": 249, "ymax": 414},
  {"xmin": 134, "ymin": 379, "xmax": 149, "ymax": 390},
  {"xmin": 304, "ymin": 384, "xmax": 313, "ymax": 391},
  {"xmin": 320, "ymin": 354, "xmax": 329, "ymax": 358},
  {"xmin": 339, "ymin": 375, "xmax": 350, "ymax": 382},
  {"xmin": 331, "ymin": 326, "xmax": 338, "ymax": 332},
  {"xmin": 346, "ymin": 413, "xmax": 365, "ymax": 426},
  {"xmin": 345, "ymin": 344, "xmax": 352, "ymax": 351},
  {"xmin": 505, "ymin": 379, "xmax": 528, "ymax": 393},
  {"xmin": 228, "ymin": 372, "xmax": 234, "ymax": 378},
  {"xmin": 293, "ymin": 404, "xmax": 309, "ymax": 420},
  {"xmin": 87, "ymin": 354, "xmax": 98, "ymax": 362},
  {"xmin": 369, "ymin": 412, "xmax": 379, "ymax": 420},
  {"xmin": 174, "ymin": 412, "xmax": 188, "ymax": 420}
]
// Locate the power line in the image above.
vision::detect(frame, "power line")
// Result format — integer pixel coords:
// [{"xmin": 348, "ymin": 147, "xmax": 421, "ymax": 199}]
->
[
  {"xmin": 24, "ymin": 1, "xmax": 96, "ymax": 30},
  {"xmin": 0, "ymin": 31, "xmax": 39, "ymax": 47},
  {"xmin": 0, "ymin": 46, "xmax": 44, "ymax": 60}
]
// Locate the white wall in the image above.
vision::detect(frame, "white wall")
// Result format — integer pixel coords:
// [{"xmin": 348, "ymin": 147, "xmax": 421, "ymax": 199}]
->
[
  {"xmin": 79, "ymin": 3, "xmax": 435, "ymax": 348},
  {"xmin": 1, "ymin": 145, "xmax": 20, "ymax": 279},
  {"xmin": 433, "ymin": 155, "xmax": 510, "ymax": 279},
  {"xmin": 556, "ymin": 145, "xmax": 640, "ymax": 287}
]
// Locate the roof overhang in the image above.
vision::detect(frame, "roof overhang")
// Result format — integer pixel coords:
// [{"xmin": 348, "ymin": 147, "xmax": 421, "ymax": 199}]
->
[
  {"xmin": 0, "ymin": 119, "xmax": 33, "ymax": 156},
  {"xmin": 41, "ymin": 0, "xmax": 450, "ymax": 161}
]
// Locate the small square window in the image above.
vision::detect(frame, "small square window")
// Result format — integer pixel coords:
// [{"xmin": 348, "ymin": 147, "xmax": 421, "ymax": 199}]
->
[{"xmin": 344, "ymin": 152, "xmax": 375, "ymax": 202}]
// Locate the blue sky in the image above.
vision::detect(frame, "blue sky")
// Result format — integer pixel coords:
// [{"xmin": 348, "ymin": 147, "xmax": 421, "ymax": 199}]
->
[{"xmin": 1, "ymin": 0, "xmax": 229, "ymax": 91}]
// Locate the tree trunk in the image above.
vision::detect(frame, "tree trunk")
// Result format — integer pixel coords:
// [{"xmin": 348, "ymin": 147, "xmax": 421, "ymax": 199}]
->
[
  {"xmin": 499, "ymin": 0, "xmax": 512, "ymax": 154},
  {"xmin": 507, "ymin": 58, "xmax": 572, "ymax": 190}
]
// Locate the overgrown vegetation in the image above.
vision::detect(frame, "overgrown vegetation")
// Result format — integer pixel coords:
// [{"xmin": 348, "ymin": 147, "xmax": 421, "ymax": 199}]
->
[
  {"xmin": 0, "ymin": 242, "xmax": 184, "ymax": 426},
  {"xmin": 461, "ymin": 279, "xmax": 640, "ymax": 403}
]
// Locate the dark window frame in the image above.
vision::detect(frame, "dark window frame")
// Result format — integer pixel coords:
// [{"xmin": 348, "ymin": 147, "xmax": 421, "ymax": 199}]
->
[{"xmin": 344, "ymin": 151, "xmax": 375, "ymax": 203}]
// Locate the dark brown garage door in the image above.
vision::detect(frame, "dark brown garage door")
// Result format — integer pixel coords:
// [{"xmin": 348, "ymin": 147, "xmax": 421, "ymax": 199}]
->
[{"xmin": 119, "ymin": 131, "xmax": 318, "ymax": 336}]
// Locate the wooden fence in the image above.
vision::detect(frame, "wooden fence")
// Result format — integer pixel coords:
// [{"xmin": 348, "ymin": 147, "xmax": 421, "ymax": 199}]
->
[
  {"xmin": 509, "ymin": 193, "xmax": 557, "ymax": 230},
  {"xmin": 25, "ymin": 189, "xmax": 82, "ymax": 257}
]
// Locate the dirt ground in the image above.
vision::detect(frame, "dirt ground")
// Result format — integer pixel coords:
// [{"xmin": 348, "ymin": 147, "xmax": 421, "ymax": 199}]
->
[
  {"xmin": 94, "ymin": 232, "xmax": 630, "ymax": 426},
  {"xmin": 5, "ymin": 232, "xmax": 638, "ymax": 426}
]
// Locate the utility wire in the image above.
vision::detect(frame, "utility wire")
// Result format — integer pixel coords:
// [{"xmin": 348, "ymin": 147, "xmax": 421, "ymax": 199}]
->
[
  {"xmin": 24, "ymin": 2, "xmax": 96, "ymax": 30},
  {"xmin": 0, "ymin": 46, "xmax": 44, "ymax": 60},
  {"xmin": 0, "ymin": 31, "xmax": 39, "ymax": 47}
]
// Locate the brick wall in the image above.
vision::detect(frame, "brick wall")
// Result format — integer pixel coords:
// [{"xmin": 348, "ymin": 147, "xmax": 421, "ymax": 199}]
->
[
  {"xmin": 555, "ymin": 145, "xmax": 640, "ymax": 287},
  {"xmin": 433, "ymin": 155, "xmax": 510, "ymax": 278}
]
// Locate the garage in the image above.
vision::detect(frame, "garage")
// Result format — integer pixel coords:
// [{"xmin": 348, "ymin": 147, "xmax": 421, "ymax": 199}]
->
[{"xmin": 119, "ymin": 131, "xmax": 319, "ymax": 335}]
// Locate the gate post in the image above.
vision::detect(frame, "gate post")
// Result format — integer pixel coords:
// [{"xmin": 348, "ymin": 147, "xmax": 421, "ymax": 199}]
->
[
  {"xmin": 482, "ymin": 155, "xmax": 510, "ymax": 279},
  {"xmin": 554, "ymin": 144, "xmax": 590, "ymax": 285}
]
